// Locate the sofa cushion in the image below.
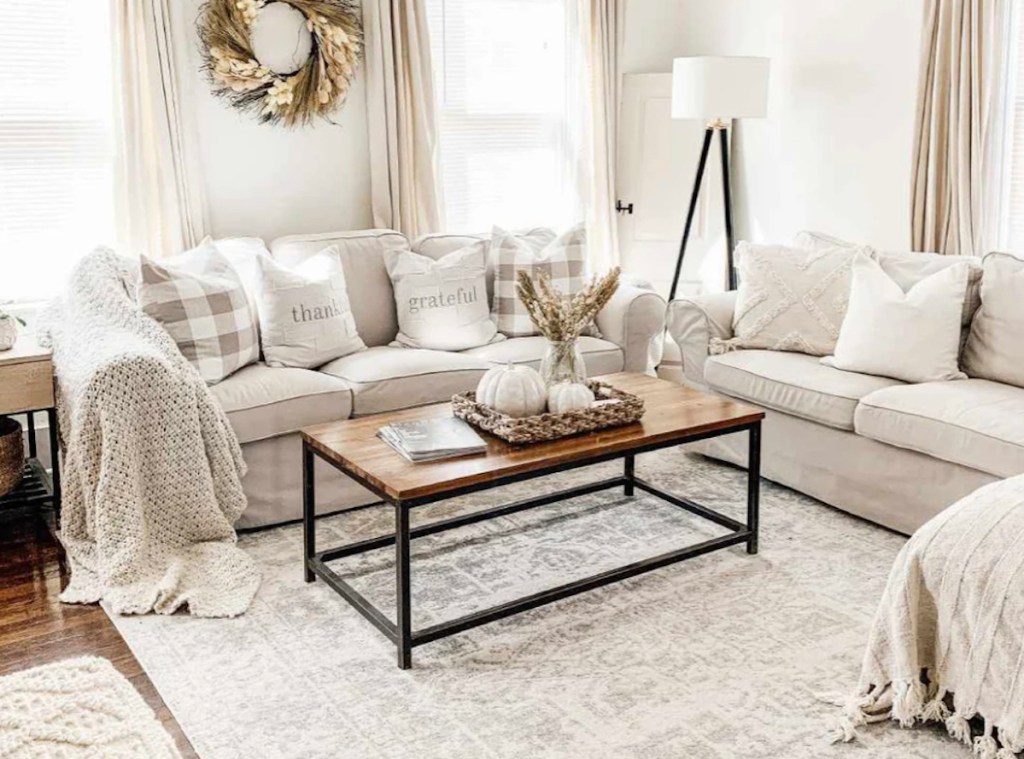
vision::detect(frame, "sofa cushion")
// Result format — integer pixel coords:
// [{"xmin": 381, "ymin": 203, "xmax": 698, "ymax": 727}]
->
[
  {"xmin": 855, "ymin": 380, "xmax": 1024, "ymax": 479},
  {"xmin": 705, "ymin": 350, "xmax": 903, "ymax": 430},
  {"xmin": 210, "ymin": 363, "xmax": 353, "ymax": 444},
  {"xmin": 269, "ymin": 230, "xmax": 410, "ymax": 348},
  {"xmin": 963, "ymin": 252, "xmax": 1024, "ymax": 388},
  {"xmin": 463, "ymin": 335, "xmax": 624, "ymax": 376},
  {"xmin": 320, "ymin": 346, "xmax": 491, "ymax": 416}
]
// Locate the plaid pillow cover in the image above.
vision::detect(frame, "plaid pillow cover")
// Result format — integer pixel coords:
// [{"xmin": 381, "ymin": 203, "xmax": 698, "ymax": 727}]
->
[
  {"xmin": 490, "ymin": 224, "xmax": 590, "ymax": 337},
  {"xmin": 137, "ymin": 248, "xmax": 259, "ymax": 384}
]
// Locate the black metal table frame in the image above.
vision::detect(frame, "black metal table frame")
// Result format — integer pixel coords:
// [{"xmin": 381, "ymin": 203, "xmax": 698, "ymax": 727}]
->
[
  {"xmin": 303, "ymin": 420, "xmax": 761, "ymax": 669},
  {"xmin": 0, "ymin": 408, "xmax": 61, "ymax": 520}
]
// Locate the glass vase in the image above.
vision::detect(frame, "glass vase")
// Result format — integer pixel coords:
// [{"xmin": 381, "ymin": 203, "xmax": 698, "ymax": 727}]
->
[{"xmin": 540, "ymin": 339, "xmax": 586, "ymax": 387}]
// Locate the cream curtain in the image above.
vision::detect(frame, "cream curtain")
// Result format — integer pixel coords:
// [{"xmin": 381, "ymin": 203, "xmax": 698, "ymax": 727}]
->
[
  {"xmin": 362, "ymin": 0, "xmax": 443, "ymax": 237},
  {"xmin": 111, "ymin": 0, "xmax": 207, "ymax": 258},
  {"xmin": 911, "ymin": 0, "xmax": 1013, "ymax": 256},
  {"xmin": 575, "ymin": 0, "xmax": 623, "ymax": 272}
]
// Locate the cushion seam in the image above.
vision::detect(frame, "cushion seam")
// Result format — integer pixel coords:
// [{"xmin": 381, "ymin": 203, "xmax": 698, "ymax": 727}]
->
[
  {"xmin": 856, "ymin": 400, "xmax": 1024, "ymax": 448},
  {"xmin": 330, "ymin": 367, "xmax": 489, "ymax": 384},
  {"xmin": 707, "ymin": 359, "xmax": 883, "ymax": 401},
  {"xmin": 219, "ymin": 387, "xmax": 352, "ymax": 415}
]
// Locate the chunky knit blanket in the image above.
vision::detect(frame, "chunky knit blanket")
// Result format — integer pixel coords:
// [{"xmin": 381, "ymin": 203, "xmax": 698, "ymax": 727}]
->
[
  {"xmin": 38, "ymin": 248, "xmax": 260, "ymax": 617},
  {"xmin": 832, "ymin": 475, "xmax": 1024, "ymax": 757}
]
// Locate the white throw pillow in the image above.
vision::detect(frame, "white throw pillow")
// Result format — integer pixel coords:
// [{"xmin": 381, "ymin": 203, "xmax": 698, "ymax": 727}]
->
[
  {"xmin": 722, "ymin": 241, "xmax": 867, "ymax": 356},
  {"xmin": 257, "ymin": 247, "xmax": 365, "ymax": 368},
  {"xmin": 822, "ymin": 253, "xmax": 969, "ymax": 382},
  {"xmin": 385, "ymin": 242, "xmax": 499, "ymax": 351},
  {"xmin": 962, "ymin": 252, "xmax": 1024, "ymax": 387}
]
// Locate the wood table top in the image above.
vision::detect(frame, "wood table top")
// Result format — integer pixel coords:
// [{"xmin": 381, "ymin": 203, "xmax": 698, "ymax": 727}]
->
[
  {"xmin": 0, "ymin": 333, "xmax": 51, "ymax": 367},
  {"xmin": 301, "ymin": 372, "xmax": 764, "ymax": 503}
]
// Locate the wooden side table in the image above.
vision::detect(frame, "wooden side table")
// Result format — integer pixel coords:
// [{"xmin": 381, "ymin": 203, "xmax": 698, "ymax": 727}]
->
[{"xmin": 0, "ymin": 336, "xmax": 60, "ymax": 518}]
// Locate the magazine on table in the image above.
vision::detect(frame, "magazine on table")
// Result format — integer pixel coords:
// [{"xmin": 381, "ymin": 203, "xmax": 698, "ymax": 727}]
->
[{"xmin": 377, "ymin": 417, "xmax": 487, "ymax": 463}]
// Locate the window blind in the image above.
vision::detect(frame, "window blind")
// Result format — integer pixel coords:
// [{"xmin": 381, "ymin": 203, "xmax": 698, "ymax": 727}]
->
[
  {"xmin": 425, "ymin": 0, "xmax": 584, "ymax": 233},
  {"xmin": 1006, "ymin": 4, "xmax": 1024, "ymax": 252},
  {"xmin": 0, "ymin": 1, "xmax": 116, "ymax": 301}
]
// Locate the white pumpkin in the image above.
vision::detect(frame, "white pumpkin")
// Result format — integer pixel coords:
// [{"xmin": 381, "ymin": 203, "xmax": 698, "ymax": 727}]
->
[
  {"xmin": 476, "ymin": 363, "xmax": 547, "ymax": 418},
  {"xmin": 547, "ymin": 382, "xmax": 595, "ymax": 414},
  {"xmin": 0, "ymin": 317, "xmax": 16, "ymax": 351}
]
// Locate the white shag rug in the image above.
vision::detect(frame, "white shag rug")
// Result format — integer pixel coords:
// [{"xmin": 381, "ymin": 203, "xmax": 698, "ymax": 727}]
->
[
  {"xmin": 109, "ymin": 452, "xmax": 969, "ymax": 758},
  {"xmin": 0, "ymin": 657, "xmax": 181, "ymax": 758}
]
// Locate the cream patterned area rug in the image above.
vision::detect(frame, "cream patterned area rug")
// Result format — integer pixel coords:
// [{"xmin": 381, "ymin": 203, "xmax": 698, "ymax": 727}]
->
[
  {"xmin": 0, "ymin": 657, "xmax": 180, "ymax": 758},
  {"xmin": 110, "ymin": 452, "xmax": 968, "ymax": 759}
]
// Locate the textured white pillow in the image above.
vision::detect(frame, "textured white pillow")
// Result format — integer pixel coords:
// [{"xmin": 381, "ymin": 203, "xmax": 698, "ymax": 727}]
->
[
  {"xmin": 722, "ymin": 241, "xmax": 866, "ymax": 356},
  {"xmin": 385, "ymin": 242, "xmax": 498, "ymax": 351},
  {"xmin": 257, "ymin": 246, "xmax": 365, "ymax": 368},
  {"xmin": 823, "ymin": 253, "xmax": 969, "ymax": 382},
  {"xmin": 962, "ymin": 252, "xmax": 1024, "ymax": 387}
]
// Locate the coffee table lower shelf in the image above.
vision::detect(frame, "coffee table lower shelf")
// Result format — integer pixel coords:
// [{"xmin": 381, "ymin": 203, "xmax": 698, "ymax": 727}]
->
[{"xmin": 303, "ymin": 422, "xmax": 761, "ymax": 670}]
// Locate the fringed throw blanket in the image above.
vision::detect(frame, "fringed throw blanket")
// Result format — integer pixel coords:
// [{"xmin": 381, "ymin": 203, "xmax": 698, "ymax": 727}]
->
[
  {"xmin": 832, "ymin": 475, "xmax": 1024, "ymax": 757},
  {"xmin": 38, "ymin": 249, "xmax": 260, "ymax": 617}
]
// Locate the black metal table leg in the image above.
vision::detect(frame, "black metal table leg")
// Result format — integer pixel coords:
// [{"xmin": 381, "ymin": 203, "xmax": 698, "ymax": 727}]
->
[
  {"xmin": 27, "ymin": 413, "xmax": 37, "ymax": 459},
  {"xmin": 303, "ymin": 443, "xmax": 315, "ymax": 582},
  {"xmin": 395, "ymin": 503, "xmax": 412, "ymax": 669},
  {"xmin": 747, "ymin": 422, "xmax": 761, "ymax": 555},
  {"xmin": 624, "ymin": 454, "xmax": 635, "ymax": 496},
  {"xmin": 46, "ymin": 408, "xmax": 60, "ymax": 523}
]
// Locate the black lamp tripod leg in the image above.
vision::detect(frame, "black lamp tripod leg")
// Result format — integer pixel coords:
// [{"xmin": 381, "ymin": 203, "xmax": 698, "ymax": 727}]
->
[
  {"xmin": 719, "ymin": 127, "xmax": 736, "ymax": 291},
  {"xmin": 668, "ymin": 127, "xmax": 715, "ymax": 302}
]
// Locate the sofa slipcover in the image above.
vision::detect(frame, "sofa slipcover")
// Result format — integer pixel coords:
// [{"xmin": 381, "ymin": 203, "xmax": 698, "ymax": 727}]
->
[
  {"xmin": 463, "ymin": 335, "xmax": 624, "ymax": 375},
  {"xmin": 320, "ymin": 346, "xmax": 491, "ymax": 416},
  {"xmin": 705, "ymin": 350, "xmax": 903, "ymax": 431},
  {"xmin": 210, "ymin": 363, "xmax": 353, "ymax": 444},
  {"xmin": 855, "ymin": 379, "xmax": 1024, "ymax": 479}
]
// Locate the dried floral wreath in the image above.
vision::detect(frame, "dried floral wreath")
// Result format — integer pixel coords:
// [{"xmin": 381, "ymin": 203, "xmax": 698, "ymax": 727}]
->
[{"xmin": 198, "ymin": 0, "xmax": 362, "ymax": 127}]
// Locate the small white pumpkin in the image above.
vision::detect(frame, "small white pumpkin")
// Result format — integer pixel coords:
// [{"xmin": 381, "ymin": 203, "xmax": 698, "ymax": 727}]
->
[
  {"xmin": 0, "ymin": 316, "xmax": 17, "ymax": 352},
  {"xmin": 476, "ymin": 363, "xmax": 547, "ymax": 418},
  {"xmin": 547, "ymin": 382, "xmax": 595, "ymax": 414}
]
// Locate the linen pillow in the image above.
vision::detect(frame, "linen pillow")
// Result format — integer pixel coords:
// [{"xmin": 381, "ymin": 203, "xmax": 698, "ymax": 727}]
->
[
  {"xmin": 490, "ymin": 224, "xmax": 590, "ymax": 337},
  {"xmin": 257, "ymin": 246, "xmax": 365, "ymax": 368},
  {"xmin": 962, "ymin": 252, "xmax": 1024, "ymax": 387},
  {"xmin": 721, "ymin": 241, "xmax": 867, "ymax": 356},
  {"xmin": 793, "ymin": 230, "xmax": 983, "ymax": 328},
  {"xmin": 137, "ymin": 244, "xmax": 259, "ymax": 384},
  {"xmin": 822, "ymin": 253, "xmax": 969, "ymax": 383},
  {"xmin": 384, "ymin": 242, "xmax": 499, "ymax": 351}
]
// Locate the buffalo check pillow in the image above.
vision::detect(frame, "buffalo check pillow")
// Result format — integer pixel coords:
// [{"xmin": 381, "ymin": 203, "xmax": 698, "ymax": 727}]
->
[
  {"xmin": 490, "ymin": 224, "xmax": 592, "ymax": 337},
  {"xmin": 137, "ymin": 243, "xmax": 260, "ymax": 384}
]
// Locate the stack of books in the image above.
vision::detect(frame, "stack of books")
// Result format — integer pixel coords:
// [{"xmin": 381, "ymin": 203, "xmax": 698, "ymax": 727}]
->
[{"xmin": 377, "ymin": 417, "xmax": 487, "ymax": 463}]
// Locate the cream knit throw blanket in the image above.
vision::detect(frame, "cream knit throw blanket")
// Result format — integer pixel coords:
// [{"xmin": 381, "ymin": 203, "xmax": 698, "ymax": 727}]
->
[
  {"xmin": 38, "ymin": 249, "xmax": 260, "ymax": 617},
  {"xmin": 832, "ymin": 475, "xmax": 1024, "ymax": 757}
]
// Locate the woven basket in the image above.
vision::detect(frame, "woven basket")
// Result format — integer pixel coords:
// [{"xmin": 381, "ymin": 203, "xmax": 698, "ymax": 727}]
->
[
  {"xmin": 0, "ymin": 416, "xmax": 25, "ymax": 498},
  {"xmin": 452, "ymin": 381, "xmax": 645, "ymax": 445}
]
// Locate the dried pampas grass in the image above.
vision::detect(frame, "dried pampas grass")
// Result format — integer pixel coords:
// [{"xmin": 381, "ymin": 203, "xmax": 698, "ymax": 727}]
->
[{"xmin": 516, "ymin": 267, "xmax": 621, "ymax": 343}]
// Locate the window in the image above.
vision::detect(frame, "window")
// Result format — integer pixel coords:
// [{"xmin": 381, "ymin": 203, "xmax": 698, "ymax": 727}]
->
[
  {"xmin": 0, "ymin": 1, "xmax": 116, "ymax": 301},
  {"xmin": 426, "ymin": 0, "xmax": 584, "ymax": 232}
]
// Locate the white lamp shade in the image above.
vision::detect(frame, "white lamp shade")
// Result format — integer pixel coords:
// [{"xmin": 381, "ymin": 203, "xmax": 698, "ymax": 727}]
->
[{"xmin": 671, "ymin": 56, "xmax": 770, "ymax": 120}]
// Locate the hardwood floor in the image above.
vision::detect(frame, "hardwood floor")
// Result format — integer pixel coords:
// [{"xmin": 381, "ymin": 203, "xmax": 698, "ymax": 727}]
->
[{"xmin": 0, "ymin": 509, "xmax": 197, "ymax": 758}]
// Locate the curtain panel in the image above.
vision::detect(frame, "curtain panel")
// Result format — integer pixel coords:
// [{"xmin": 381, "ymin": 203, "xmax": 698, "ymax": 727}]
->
[
  {"xmin": 911, "ymin": 0, "xmax": 1013, "ymax": 256},
  {"xmin": 362, "ymin": 0, "xmax": 443, "ymax": 238},
  {"xmin": 112, "ymin": 0, "xmax": 207, "ymax": 259}
]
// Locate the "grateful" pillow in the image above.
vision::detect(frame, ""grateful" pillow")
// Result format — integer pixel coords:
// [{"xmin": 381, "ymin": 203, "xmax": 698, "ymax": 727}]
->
[{"xmin": 385, "ymin": 242, "xmax": 499, "ymax": 351}]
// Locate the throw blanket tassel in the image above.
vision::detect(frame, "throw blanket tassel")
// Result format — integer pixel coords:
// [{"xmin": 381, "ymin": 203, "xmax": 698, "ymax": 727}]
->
[
  {"xmin": 922, "ymin": 687, "xmax": 950, "ymax": 722},
  {"xmin": 975, "ymin": 721, "xmax": 999, "ymax": 759},
  {"xmin": 892, "ymin": 679, "xmax": 927, "ymax": 727},
  {"xmin": 947, "ymin": 712, "xmax": 974, "ymax": 746}
]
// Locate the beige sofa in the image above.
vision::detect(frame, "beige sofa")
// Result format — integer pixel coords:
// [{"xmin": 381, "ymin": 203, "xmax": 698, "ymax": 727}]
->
[
  {"xmin": 210, "ymin": 229, "xmax": 667, "ymax": 529},
  {"xmin": 667, "ymin": 251, "xmax": 1024, "ymax": 535}
]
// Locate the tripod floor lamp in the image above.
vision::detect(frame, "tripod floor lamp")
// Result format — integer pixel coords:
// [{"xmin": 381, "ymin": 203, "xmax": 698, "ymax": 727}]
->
[{"xmin": 667, "ymin": 57, "xmax": 770, "ymax": 300}]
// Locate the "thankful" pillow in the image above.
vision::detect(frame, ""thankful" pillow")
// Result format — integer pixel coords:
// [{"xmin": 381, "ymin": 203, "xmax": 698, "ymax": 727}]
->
[{"xmin": 256, "ymin": 247, "xmax": 365, "ymax": 368}]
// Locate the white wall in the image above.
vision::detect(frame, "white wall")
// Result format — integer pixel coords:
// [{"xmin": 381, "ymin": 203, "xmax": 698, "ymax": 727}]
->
[
  {"xmin": 620, "ymin": 0, "xmax": 925, "ymax": 290},
  {"xmin": 173, "ymin": 1, "xmax": 373, "ymax": 243}
]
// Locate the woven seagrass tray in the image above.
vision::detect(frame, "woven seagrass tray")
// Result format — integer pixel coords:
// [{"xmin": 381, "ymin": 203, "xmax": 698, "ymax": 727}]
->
[{"xmin": 452, "ymin": 380, "xmax": 645, "ymax": 445}]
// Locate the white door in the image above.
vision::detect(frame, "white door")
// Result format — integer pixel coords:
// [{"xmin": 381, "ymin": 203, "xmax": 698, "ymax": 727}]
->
[{"xmin": 616, "ymin": 73, "xmax": 727, "ymax": 297}]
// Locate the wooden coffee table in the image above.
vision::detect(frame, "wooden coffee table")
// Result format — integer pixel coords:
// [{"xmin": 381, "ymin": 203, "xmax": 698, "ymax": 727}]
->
[{"xmin": 301, "ymin": 372, "xmax": 764, "ymax": 669}]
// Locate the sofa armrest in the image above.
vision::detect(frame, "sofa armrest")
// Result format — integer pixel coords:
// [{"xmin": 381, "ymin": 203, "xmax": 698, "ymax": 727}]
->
[
  {"xmin": 595, "ymin": 285, "xmax": 667, "ymax": 375},
  {"xmin": 666, "ymin": 292, "xmax": 737, "ymax": 386}
]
